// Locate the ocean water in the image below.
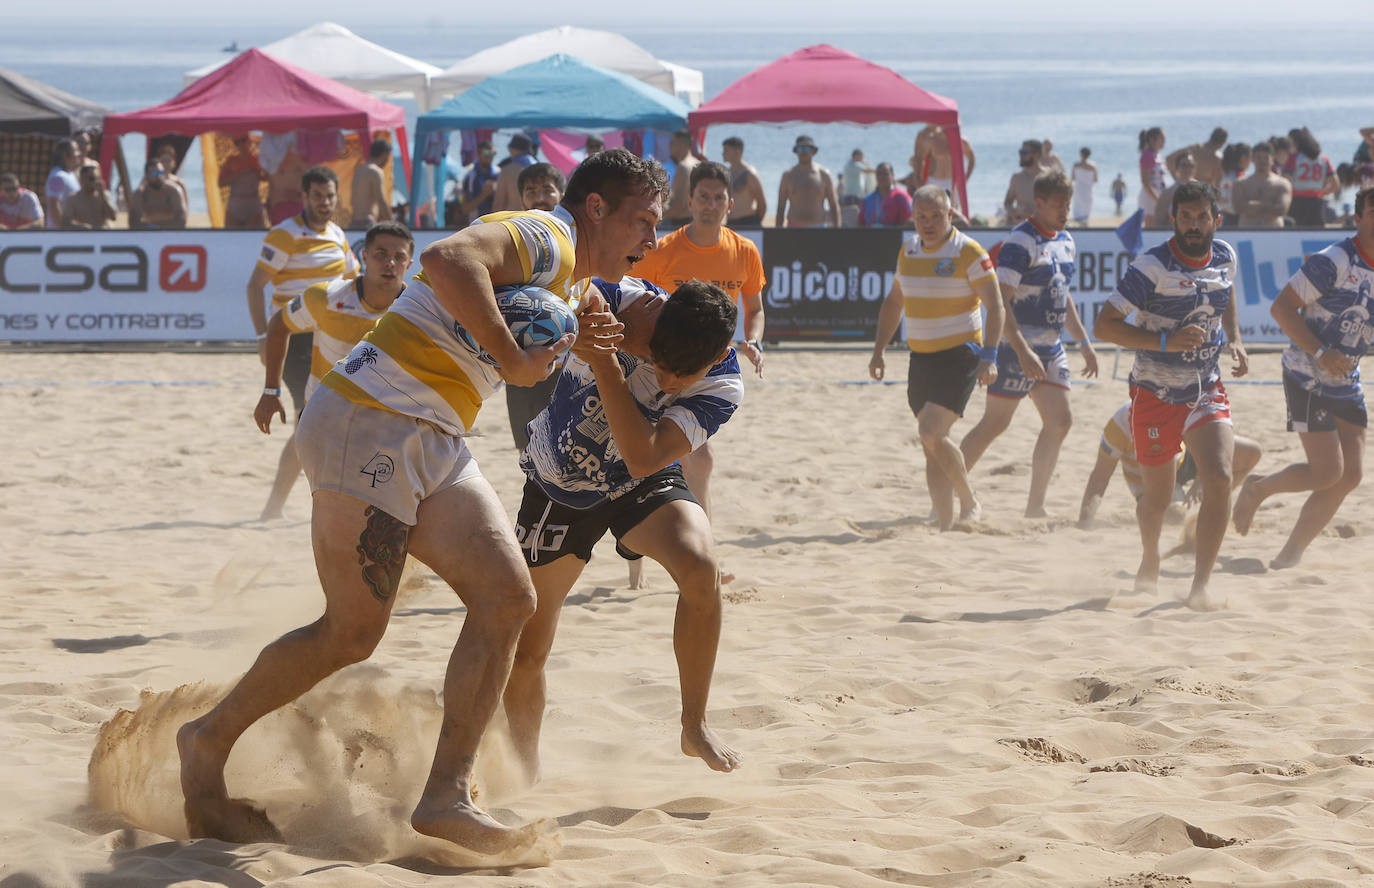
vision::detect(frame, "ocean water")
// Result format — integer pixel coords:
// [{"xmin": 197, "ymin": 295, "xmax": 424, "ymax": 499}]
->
[{"xmin": 6, "ymin": 18, "xmax": 1374, "ymax": 222}]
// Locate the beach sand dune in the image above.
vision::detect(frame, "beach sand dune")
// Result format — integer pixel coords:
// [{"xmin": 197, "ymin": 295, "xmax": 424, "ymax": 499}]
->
[{"xmin": 3, "ymin": 347, "xmax": 1373, "ymax": 887}]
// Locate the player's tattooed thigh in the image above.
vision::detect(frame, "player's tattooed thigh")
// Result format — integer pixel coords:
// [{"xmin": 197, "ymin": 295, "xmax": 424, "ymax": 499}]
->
[{"xmin": 356, "ymin": 506, "xmax": 409, "ymax": 604}]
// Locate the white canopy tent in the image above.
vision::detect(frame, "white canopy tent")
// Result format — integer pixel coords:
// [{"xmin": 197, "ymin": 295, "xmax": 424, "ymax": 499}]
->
[
  {"xmin": 183, "ymin": 22, "xmax": 443, "ymax": 111},
  {"xmin": 429, "ymin": 26, "xmax": 704, "ymax": 108}
]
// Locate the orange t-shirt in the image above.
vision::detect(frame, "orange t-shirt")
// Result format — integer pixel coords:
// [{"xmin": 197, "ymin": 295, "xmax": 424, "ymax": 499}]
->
[{"xmin": 633, "ymin": 225, "xmax": 766, "ymax": 299}]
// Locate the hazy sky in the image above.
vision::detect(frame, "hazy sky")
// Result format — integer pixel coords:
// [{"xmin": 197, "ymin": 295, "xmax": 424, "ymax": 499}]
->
[{"xmin": 32, "ymin": 0, "xmax": 1373, "ymax": 26}]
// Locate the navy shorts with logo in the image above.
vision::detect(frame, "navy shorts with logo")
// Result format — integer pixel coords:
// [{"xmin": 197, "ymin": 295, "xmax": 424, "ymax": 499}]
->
[
  {"xmin": 515, "ymin": 464, "xmax": 699, "ymax": 566},
  {"xmin": 1283, "ymin": 372, "xmax": 1367, "ymax": 433}
]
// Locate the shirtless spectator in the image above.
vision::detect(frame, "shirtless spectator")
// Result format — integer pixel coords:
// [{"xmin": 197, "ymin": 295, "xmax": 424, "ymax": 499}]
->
[
  {"xmin": 1233, "ymin": 143, "xmax": 1293, "ymax": 228},
  {"xmin": 62, "ymin": 165, "xmax": 117, "ymax": 230},
  {"xmin": 157, "ymin": 144, "xmax": 191, "ymax": 207},
  {"xmin": 910, "ymin": 125, "xmax": 976, "ymax": 211},
  {"xmin": 72, "ymin": 129, "xmax": 99, "ymax": 173},
  {"xmin": 1168, "ymin": 127, "xmax": 1227, "ymax": 188},
  {"xmin": 0, "ymin": 172, "xmax": 44, "ymax": 229},
  {"xmin": 490, "ymin": 133, "xmax": 537, "ymax": 213},
  {"xmin": 1041, "ymin": 139, "xmax": 1065, "ymax": 175},
  {"xmin": 44, "ymin": 139, "xmax": 80, "ymax": 229},
  {"xmin": 220, "ymin": 136, "xmax": 269, "ymax": 229},
  {"xmin": 131, "ymin": 158, "xmax": 188, "ymax": 229},
  {"xmin": 722, "ymin": 136, "xmax": 767, "ymax": 228},
  {"xmin": 776, "ymin": 135, "xmax": 839, "ymax": 228},
  {"xmin": 1003, "ymin": 139, "xmax": 1044, "ymax": 227},
  {"xmin": 661, "ymin": 129, "xmax": 698, "ymax": 228},
  {"xmin": 350, "ymin": 138, "xmax": 394, "ymax": 228},
  {"xmin": 1152, "ymin": 153, "xmax": 1197, "ymax": 229}
]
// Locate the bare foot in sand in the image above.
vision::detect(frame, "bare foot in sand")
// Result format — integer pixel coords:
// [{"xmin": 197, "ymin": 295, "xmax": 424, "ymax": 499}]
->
[
  {"xmin": 628, "ymin": 559, "xmax": 648, "ymax": 590},
  {"xmin": 1132, "ymin": 557, "xmax": 1160, "ymax": 595},
  {"xmin": 681, "ymin": 722, "xmax": 741, "ymax": 772},
  {"xmin": 178, "ymin": 721, "xmax": 283, "ymax": 843},
  {"xmin": 959, "ymin": 498, "xmax": 982, "ymax": 522},
  {"xmin": 1269, "ymin": 552, "xmax": 1302, "ymax": 570},
  {"xmin": 1185, "ymin": 583, "xmax": 1226, "ymax": 611},
  {"xmin": 1232, "ymin": 476, "xmax": 1262, "ymax": 535},
  {"xmin": 412, "ymin": 797, "xmax": 542, "ymax": 856},
  {"xmin": 1024, "ymin": 505, "xmax": 1048, "ymax": 519}
]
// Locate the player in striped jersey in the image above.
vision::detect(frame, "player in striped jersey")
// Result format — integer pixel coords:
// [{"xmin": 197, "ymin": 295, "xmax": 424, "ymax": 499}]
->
[
  {"xmin": 1233, "ymin": 187, "xmax": 1374, "ymax": 568},
  {"xmin": 252, "ymin": 222, "xmax": 413, "ymax": 519},
  {"xmin": 960, "ymin": 171, "xmax": 1099, "ymax": 518},
  {"xmin": 246, "ymin": 166, "xmax": 359, "ymax": 521},
  {"xmin": 869, "ymin": 185, "xmax": 1004, "ymax": 530},
  {"xmin": 1094, "ymin": 181, "xmax": 1249, "ymax": 610},
  {"xmin": 179, "ymin": 149, "xmax": 669, "ymax": 854}
]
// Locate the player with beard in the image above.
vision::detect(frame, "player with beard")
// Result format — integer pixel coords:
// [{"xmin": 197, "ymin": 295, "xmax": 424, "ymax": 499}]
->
[
  {"xmin": 1233, "ymin": 186, "xmax": 1374, "ymax": 568},
  {"xmin": 1093, "ymin": 181, "xmax": 1249, "ymax": 610}
]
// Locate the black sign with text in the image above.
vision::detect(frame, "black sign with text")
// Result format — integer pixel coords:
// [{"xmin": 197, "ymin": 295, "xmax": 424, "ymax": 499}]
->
[{"xmin": 762, "ymin": 228, "xmax": 905, "ymax": 340}]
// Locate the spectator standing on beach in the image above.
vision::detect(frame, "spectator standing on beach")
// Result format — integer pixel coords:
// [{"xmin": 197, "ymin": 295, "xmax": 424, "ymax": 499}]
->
[
  {"xmin": 220, "ymin": 137, "xmax": 269, "ymax": 229},
  {"xmin": 1092, "ymin": 181, "xmax": 1248, "ymax": 611},
  {"xmin": 722, "ymin": 136, "xmax": 767, "ymax": 228},
  {"xmin": 776, "ymin": 135, "xmax": 840, "ymax": 228},
  {"xmin": 350, "ymin": 138, "xmax": 394, "ymax": 228},
  {"xmin": 869, "ymin": 185, "xmax": 1003, "ymax": 530},
  {"xmin": 583, "ymin": 135, "xmax": 604, "ymax": 158},
  {"xmin": 1269, "ymin": 135, "xmax": 1293, "ymax": 174},
  {"xmin": 1138, "ymin": 127, "xmax": 1168, "ymax": 218},
  {"xmin": 456, "ymin": 140, "xmax": 499, "ymax": 227},
  {"xmin": 247, "ymin": 166, "xmax": 359, "ymax": 520},
  {"xmin": 662, "ymin": 129, "xmax": 699, "ymax": 229},
  {"xmin": 44, "ymin": 139, "xmax": 79, "ymax": 229},
  {"xmin": 1071, "ymin": 147, "xmax": 1098, "ymax": 224},
  {"xmin": 841, "ymin": 149, "xmax": 875, "ymax": 226},
  {"xmin": 1233, "ymin": 143, "xmax": 1292, "ymax": 229},
  {"xmin": 1284, "ymin": 128, "xmax": 1339, "ymax": 227},
  {"xmin": 1111, "ymin": 173, "xmax": 1127, "ymax": 215},
  {"xmin": 1003, "ymin": 139, "xmax": 1044, "ymax": 227},
  {"xmin": 1232, "ymin": 185, "xmax": 1374, "ymax": 569},
  {"xmin": 130, "ymin": 158, "xmax": 188, "ymax": 229},
  {"xmin": 1168, "ymin": 127, "xmax": 1227, "ymax": 188},
  {"xmin": 1153, "ymin": 153, "xmax": 1197, "ymax": 229},
  {"xmin": 61, "ymin": 165, "xmax": 117, "ymax": 230},
  {"xmin": 491, "ymin": 133, "xmax": 537, "ymax": 213},
  {"xmin": 909, "ymin": 125, "xmax": 976, "ymax": 210},
  {"xmin": 858, "ymin": 162, "xmax": 913, "ymax": 227},
  {"xmin": 1041, "ymin": 139, "xmax": 1066, "ymax": 175},
  {"xmin": 1218, "ymin": 143, "xmax": 1251, "ymax": 228},
  {"xmin": 156, "ymin": 144, "xmax": 190, "ymax": 207},
  {"xmin": 0, "ymin": 172, "xmax": 44, "ymax": 229},
  {"xmin": 960, "ymin": 170, "xmax": 1098, "ymax": 518}
]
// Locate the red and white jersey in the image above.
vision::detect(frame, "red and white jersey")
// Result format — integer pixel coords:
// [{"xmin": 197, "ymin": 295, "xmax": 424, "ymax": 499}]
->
[{"xmin": 1286, "ymin": 153, "xmax": 1334, "ymax": 198}]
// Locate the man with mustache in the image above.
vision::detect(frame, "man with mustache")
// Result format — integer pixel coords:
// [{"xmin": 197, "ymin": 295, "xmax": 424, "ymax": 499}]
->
[
  {"xmin": 1093, "ymin": 181, "xmax": 1249, "ymax": 611},
  {"xmin": 1003, "ymin": 139, "xmax": 1045, "ymax": 227}
]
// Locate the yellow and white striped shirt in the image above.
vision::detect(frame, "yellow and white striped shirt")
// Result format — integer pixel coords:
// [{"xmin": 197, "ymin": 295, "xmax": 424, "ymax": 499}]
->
[
  {"xmin": 322, "ymin": 207, "xmax": 578, "ymax": 436},
  {"xmin": 280, "ymin": 277, "xmax": 388, "ymax": 399},
  {"xmin": 257, "ymin": 215, "xmax": 359, "ymax": 310},
  {"xmin": 896, "ymin": 228, "xmax": 996, "ymax": 353}
]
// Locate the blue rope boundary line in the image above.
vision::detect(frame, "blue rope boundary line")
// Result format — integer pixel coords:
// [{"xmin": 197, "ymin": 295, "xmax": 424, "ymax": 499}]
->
[{"xmin": 0, "ymin": 380, "xmax": 244, "ymax": 387}]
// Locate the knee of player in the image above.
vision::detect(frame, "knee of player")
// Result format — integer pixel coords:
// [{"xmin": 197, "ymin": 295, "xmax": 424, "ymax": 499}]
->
[
  {"xmin": 916, "ymin": 425, "xmax": 947, "ymax": 449},
  {"xmin": 1309, "ymin": 456, "xmax": 1345, "ymax": 491},
  {"xmin": 675, "ymin": 551, "xmax": 722, "ymax": 603},
  {"xmin": 322, "ymin": 615, "xmax": 388, "ymax": 665},
  {"xmin": 1332, "ymin": 458, "xmax": 1362, "ymax": 492}
]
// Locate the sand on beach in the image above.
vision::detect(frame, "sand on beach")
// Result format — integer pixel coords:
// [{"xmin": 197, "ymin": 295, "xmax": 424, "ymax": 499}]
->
[{"xmin": 3, "ymin": 345, "xmax": 1374, "ymax": 887}]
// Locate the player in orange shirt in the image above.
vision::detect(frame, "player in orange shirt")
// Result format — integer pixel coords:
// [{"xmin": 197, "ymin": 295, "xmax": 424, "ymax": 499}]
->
[{"xmin": 627, "ymin": 161, "xmax": 766, "ymax": 587}]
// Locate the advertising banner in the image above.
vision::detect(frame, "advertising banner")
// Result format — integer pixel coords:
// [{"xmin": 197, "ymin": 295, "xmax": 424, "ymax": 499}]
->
[{"xmin": 0, "ymin": 227, "xmax": 1350, "ymax": 344}]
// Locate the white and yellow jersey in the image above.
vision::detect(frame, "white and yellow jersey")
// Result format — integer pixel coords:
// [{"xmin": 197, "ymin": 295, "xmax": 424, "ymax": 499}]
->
[
  {"xmin": 279, "ymin": 277, "xmax": 389, "ymax": 399},
  {"xmin": 257, "ymin": 215, "xmax": 359, "ymax": 310},
  {"xmin": 896, "ymin": 228, "xmax": 996, "ymax": 353},
  {"xmin": 322, "ymin": 206, "xmax": 579, "ymax": 436}
]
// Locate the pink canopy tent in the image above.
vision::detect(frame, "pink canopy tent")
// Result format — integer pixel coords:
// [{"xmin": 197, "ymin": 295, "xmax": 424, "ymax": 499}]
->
[
  {"xmin": 688, "ymin": 44, "xmax": 968, "ymax": 212},
  {"xmin": 98, "ymin": 48, "xmax": 410, "ymax": 183}
]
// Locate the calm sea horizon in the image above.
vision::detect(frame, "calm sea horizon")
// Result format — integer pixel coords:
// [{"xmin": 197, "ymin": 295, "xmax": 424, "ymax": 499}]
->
[{"xmin": 6, "ymin": 18, "xmax": 1374, "ymax": 222}]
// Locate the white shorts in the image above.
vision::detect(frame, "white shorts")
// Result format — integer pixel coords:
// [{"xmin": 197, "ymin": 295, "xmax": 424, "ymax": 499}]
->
[{"xmin": 295, "ymin": 386, "xmax": 481, "ymax": 525}]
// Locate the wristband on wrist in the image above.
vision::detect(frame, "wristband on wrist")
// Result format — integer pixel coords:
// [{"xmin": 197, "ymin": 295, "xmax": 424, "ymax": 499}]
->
[
  {"xmin": 1313, "ymin": 344, "xmax": 1328, "ymax": 359},
  {"xmin": 255, "ymin": 331, "xmax": 267, "ymax": 341},
  {"xmin": 978, "ymin": 345, "xmax": 998, "ymax": 363},
  {"xmin": 1159, "ymin": 330, "xmax": 1169, "ymax": 352},
  {"xmin": 262, "ymin": 387, "xmax": 281, "ymax": 397},
  {"xmin": 745, "ymin": 339, "xmax": 761, "ymax": 351}
]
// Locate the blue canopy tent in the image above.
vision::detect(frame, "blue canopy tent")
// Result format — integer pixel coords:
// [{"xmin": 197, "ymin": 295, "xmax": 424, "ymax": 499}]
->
[{"xmin": 410, "ymin": 53, "xmax": 690, "ymax": 226}]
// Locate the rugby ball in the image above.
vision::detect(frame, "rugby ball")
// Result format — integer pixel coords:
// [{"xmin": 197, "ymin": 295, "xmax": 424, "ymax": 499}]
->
[{"xmin": 454, "ymin": 284, "xmax": 577, "ymax": 366}]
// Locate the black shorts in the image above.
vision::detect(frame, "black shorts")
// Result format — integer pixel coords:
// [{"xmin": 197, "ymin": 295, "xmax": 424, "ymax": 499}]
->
[
  {"xmin": 283, "ymin": 331, "xmax": 313, "ymax": 417},
  {"xmin": 514, "ymin": 465, "xmax": 699, "ymax": 566},
  {"xmin": 727, "ymin": 214, "xmax": 763, "ymax": 228},
  {"xmin": 1283, "ymin": 373, "xmax": 1367, "ymax": 433},
  {"xmin": 505, "ymin": 373, "xmax": 559, "ymax": 450},
  {"xmin": 907, "ymin": 345, "xmax": 980, "ymax": 417}
]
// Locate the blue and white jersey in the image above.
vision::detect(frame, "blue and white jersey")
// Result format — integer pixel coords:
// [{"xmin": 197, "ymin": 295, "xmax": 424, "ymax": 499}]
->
[
  {"xmin": 520, "ymin": 276, "xmax": 744, "ymax": 509},
  {"xmin": 1107, "ymin": 239, "xmax": 1237, "ymax": 405},
  {"xmin": 996, "ymin": 220, "xmax": 1076, "ymax": 356},
  {"xmin": 1280, "ymin": 238, "xmax": 1374, "ymax": 401}
]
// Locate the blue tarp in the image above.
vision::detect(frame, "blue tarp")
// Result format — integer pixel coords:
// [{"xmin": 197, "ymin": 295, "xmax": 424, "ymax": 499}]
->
[{"xmin": 410, "ymin": 54, "xmax": 690, "ymax": 224}]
